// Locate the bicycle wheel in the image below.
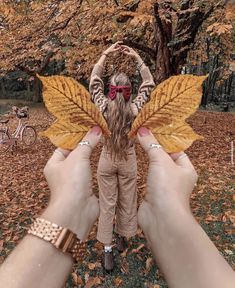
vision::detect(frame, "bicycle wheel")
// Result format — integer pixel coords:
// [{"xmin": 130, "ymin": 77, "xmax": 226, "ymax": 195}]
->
[
  {"xmin": 0, "ymin": 130, "xmax": 10, "ymax": 153},
  {"xmin": 21, "ymin": 126, "xmax": 37, "ymax": 146}
]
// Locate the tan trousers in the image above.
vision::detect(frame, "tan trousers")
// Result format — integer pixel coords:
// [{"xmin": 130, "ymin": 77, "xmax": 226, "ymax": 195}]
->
[{"xmin": 97, "ymin": 146, "xmax": 137, "ymax": 244}]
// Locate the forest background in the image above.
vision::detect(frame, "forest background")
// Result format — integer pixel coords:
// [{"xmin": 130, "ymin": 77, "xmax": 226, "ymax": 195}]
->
[{"xmin": 0, "ymin": 0, "xmax": 235, "ymax": 109}]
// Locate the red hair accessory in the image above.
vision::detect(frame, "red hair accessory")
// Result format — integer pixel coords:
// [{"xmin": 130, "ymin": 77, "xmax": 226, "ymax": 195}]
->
[{"xmin": 108, "ymin": 85, "xmax": 132, "ymax": 101}]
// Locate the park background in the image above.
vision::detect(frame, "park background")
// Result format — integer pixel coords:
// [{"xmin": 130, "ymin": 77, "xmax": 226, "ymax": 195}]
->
[{"xmin": 0, "ymin": 0, "xmax": 234, "ymax": 287}]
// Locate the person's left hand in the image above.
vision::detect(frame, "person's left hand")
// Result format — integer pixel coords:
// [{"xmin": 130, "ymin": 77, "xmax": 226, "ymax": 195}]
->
[
  {"xmin": 103, "ymin": 41, "xmax": 122, "ymax": 55},
  {"xmin": 42, "ymin": 126, "xmax": 102, "ymax": 241}
]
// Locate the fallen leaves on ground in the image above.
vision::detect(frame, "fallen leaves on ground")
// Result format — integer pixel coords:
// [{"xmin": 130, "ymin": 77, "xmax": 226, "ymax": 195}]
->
[{"xmin": 0, "ymin": 105, "xmax": 234, "ymax": 287}]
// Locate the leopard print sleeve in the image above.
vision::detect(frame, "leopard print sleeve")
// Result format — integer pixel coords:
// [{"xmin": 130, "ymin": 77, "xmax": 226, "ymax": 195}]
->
[
  {"xmin": 132, "ymin": 64, "xmax": 155, "ymax": 112},
  {"xmin": 89, "ymin": 64, "xmax": 108, "ymax": 113}
]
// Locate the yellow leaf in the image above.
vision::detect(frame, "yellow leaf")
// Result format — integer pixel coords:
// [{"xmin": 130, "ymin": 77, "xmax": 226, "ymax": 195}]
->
[
  {"xmin": 84, "ymin": 276, "xmax": 101, "ymax": 288},
  {"xmin": 38, "ymin": 74, "xmax": 111, "ymax": 149},
  {"xmin": 71, "ymin": 272, "xmax": 84, "ymax": 286},
  {"xmin": 129, "ymin": 75, "xmax": 207, "ymax": 152},
  {"xmin": 113, "ymin": 277, "xmax": 123, "ymax": 287},
  {"xmin": 87, "ymin": 262, "xmax": 96, "ymax": 270},
  {"xmin": 145, "ymin": 257, "xmax": 153, "ymax": 273},
  {"xmin": 152, "ymin": 121, "xmax": 203, "ymax": 153},
  {"xmin": 39, "ymin": 120, "xmax": 88, "ymax": 150}
]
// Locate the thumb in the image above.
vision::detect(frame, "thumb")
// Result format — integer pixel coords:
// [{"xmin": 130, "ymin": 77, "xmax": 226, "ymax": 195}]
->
[
  {"xmin": 137, "ymin": 127, "xmax": 173, "ymax": 165},
  {"xmin": 69, "ymin": 126, "xmax": 102, "ymax": 160},
  {"xmin": 47, "ymin": 148, "xmax": 71, "ymax": 164}
]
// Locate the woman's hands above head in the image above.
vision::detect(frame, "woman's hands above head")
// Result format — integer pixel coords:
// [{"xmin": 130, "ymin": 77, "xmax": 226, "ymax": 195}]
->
[
  {"xmin": 120, "ymin": 44, "xmax": 143, "ymax": 65},
  {"xmin": 43, "ymin": 126, "xmax": 102, "ymax": 241},
  {"xmin": 101, "ymin": 42, "xmax": 143, "ymax": 66},
  {"xmin": 103, "ymin": 41, "xmax": 123, "ymax": 55},
  {"xmin": 121, "ymin": 45, "xmax": 139, "ymax": 58}
]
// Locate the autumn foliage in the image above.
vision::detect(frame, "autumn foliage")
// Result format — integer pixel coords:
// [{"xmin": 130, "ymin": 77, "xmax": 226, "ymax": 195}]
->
[{"xmin": 0, "ymin": 0, "xmax": 234, "ymax": 83}]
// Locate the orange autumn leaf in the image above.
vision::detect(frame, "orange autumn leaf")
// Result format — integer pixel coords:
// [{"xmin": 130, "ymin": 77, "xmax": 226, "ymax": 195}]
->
[
  {"xmin": 87, "ymin": 262, "xmax": 96, "ymax": 270},
  {"xmin": 38, "ymin": 74, "xmax": 111, "ymax": 149},
  {"xmin": 151, "ymin": 121, "xmax": 203, "ymax": 153},
  {"xmin": 84, "ymin": 277, "xmax": 101, "ymax": 288},
  {"xmin": 129, "ymin": 75, "xmax": 207, "ymax": 153},
  {"xmin": 40, "ymin": 120, "xmax": 89, "ymax": 150},
  {"xmin": 71, "ymin": 272, "xmax": 84, "ymax": 286},
  {"xmin": 113, "ymin": 277, "xmax": 123, "ymax": 287}
]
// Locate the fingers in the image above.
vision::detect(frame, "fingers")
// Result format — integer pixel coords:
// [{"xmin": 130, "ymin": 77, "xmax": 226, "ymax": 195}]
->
[
  {"xmin": 169, "ymin": 152, "xmax": 183, "ymax": 161},
  {"xmin": 137, "ymin": 127, "xmax": 173, "ymax": 165},
  {"xmin": 69, "ymin": 126, "xmax": 102, "ymax": 160},
  {"xmin": 114, "ymin": 41, "xmax": 123, "ymax": 46},
  {"xmin": 113, "ymin": 46, "xmax": 121, "ymax": 52},
  {"xmin": 170, "ymin": 152, "xmax": 195, "ymax": 171},
  {"xmin": 121, "ymin": 45, "xmax": 130, "ymax": 52},
  {"xmin": 175, "ymin": 154, "xmax": 196, "ymax": 172},
  {"xmin": 47, "ymin": 148, "xmax": 71, "ymax": 164}
]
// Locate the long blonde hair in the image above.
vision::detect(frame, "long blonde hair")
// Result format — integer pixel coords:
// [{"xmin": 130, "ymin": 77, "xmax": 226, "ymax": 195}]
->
[{"xmin": 105, "ymin": 73, "xmax": 134, "ymax": 160}]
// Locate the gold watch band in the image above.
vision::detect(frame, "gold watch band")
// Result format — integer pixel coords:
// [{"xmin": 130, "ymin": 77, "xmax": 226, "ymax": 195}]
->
[{"xmin": 28, "ymin": 218, "xmax": 86, "ymax": 262}]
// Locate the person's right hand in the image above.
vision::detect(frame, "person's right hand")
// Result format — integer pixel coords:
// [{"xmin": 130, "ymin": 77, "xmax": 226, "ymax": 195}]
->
[{"xmin": 137, "ymin": 127, "xmax": 198, "ymax": 231}]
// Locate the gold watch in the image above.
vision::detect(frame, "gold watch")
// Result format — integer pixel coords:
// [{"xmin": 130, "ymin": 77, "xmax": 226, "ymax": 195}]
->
[{"xmin": 28, "ymin": 218, "xmax": 86, "ymax": 262}]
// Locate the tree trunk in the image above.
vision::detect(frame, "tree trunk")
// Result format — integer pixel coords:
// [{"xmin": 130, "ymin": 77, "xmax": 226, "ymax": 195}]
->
[
  {"xmin": 202, "ymin": 55, "xmax": 220, "ymax": 105},
  {"xmin": 33, "ymin": 77, "xmax": 42, "ymax": 102},
  {"xmin": 26, "ymin": 80, "xmax": 31, "ymax": 101},
  {"xmin": 0, "ymin": 78, "xmax": 6, "ymax": 98},
  {"xmin": 152, "ymin": 0, "xmax": 215, "ymax": 85},
  {"xmin": 153, "ymin": 2, "xmax": 173, "ymax": 84}
]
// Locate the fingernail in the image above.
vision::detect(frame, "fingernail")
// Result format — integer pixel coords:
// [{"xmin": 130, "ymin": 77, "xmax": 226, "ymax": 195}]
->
[
  {"xmin": 90, "ymin": 126, "xmax": 102, "ymax": 135},
  {"xmin": 138, "ymin": 127, "xmax": 150, "ymax": 137}
]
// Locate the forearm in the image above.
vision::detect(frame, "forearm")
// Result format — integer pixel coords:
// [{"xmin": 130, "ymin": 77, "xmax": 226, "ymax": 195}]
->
[
  {"xmin": 0, "ymin": 204, "xmax": 83, "ymax": 288},
  {"xmin": 0, "ymin": 235, "xmax": 73, "ymax": 288},
  {"xmin": 143, "ymin": 205, "xmax": 235, "ymax": 288},
  {"xmin": 133, "ymin": 57, "xmax": 155, "ymax": 111},
  {"xmin": 96, "ymin": 54, "xmax": 107, "ymax": 68},
  {"xmin": 135, "ymin": 55, "xmax": 144, "ymax": 66},
  {"xmin": 89, "ymin": 56, "xmax": 108, "ymax": 112}
]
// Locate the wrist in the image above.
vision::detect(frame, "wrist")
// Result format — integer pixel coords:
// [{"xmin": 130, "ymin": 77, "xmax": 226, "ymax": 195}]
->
[
  {"xmin": 102, "ymin": 52, "xmax": 108, "ymax": 57},
  {"xmin": 42, "ymin": 199, "xmax": 89, "ymax": 238},
  {"xmin": 139, "ymin": 201, "xmax": 194, "ymax": 238},
  {"xmin": 136, "ymin": 55, "xmax": 143, "ymax": 64},
  {"xmin": 42, "ymin": 194, "xmax": 99, "ymax": 241}
]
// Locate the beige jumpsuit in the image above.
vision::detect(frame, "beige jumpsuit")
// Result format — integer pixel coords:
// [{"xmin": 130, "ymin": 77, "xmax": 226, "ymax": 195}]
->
[{"xmin": 89, "ymin": 64, "xmax": 155, "ymax": 244}]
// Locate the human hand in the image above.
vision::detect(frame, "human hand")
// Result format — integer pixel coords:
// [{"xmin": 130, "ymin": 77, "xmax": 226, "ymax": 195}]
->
[
  {"xmin": 104, "ymin": 41, "xmax": 122, "ymax": 55},
  {"xmin": 121, "ymin": 45, "xmax": 140, "ymax": 59},
  {"xmin": 137, "ymin": 127, "xmax": 198, "ymax": 231},
  {"xmin": 42, "ymin": 126, "xmax": 102, "ymax": 241}
]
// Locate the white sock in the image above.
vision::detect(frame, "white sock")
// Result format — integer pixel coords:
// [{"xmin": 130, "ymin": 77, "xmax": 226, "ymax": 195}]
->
[{"xmin": 104, "ymin": 245, "xmax": 112, "ymax": 252}]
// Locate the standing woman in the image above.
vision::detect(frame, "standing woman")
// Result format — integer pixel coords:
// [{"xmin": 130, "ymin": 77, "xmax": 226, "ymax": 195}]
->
[{"xmin": 89, "ymin": 42, "xmax": 155, "ymax": 271}]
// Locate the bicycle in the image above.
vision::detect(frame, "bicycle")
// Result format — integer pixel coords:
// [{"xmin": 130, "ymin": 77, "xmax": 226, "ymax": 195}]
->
[{"xmin": 0, "ymin": 106, "xmax": 37, "ymax": 153}]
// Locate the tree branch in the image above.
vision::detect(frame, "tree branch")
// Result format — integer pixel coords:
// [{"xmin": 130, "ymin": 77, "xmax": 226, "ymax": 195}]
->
[
  {"xmin": 153, "ymin": 2, "xmax": 165, "ymax": 40},
  {"xmin": 113, "ymin": 0, "xmax": 119, "ymax": 6},
  {"xmin": 39, "ymin": 51, "xmax": 54, "ymax": 73},
  {"xmin": 16, "ymin": 51, "xmax": 54, "ymax": 75}
]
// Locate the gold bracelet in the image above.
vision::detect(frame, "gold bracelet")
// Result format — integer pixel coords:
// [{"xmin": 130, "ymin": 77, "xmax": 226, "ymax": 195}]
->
[{"xmin": 28, "ymin": 218, "xmax": 86, "ymax": 263}]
